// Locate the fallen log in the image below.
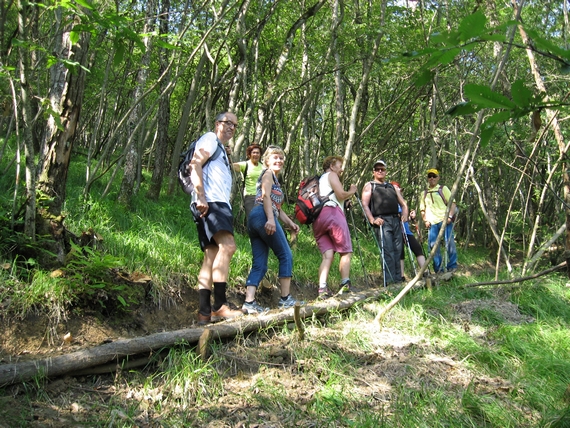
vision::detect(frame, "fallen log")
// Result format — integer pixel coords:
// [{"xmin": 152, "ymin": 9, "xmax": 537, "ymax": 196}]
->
[{"xmin": 0, "ymin": 289, "xmax": 384, "ymax": 386}]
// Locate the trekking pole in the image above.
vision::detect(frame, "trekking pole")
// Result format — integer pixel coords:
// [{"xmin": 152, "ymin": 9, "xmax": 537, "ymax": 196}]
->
[
  {"xmin": 378, "ymin": 224, "xmax": 392, "ymax": 287},
  {"xmin": 347, "ymin": 200, "xmax": 369, "ymax": 287},
  {"xmin": 401, "ymin": 220, "xmax": 418, "ymax": 277},
  {"xmin": 355, "ymin": 195, "xmax": 388, "ymax": 287}
]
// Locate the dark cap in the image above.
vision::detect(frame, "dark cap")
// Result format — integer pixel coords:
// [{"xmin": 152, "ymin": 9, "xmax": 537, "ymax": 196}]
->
[{"xmin": 373, "ymin": 160, "xmax": 387, "ymax": 168}]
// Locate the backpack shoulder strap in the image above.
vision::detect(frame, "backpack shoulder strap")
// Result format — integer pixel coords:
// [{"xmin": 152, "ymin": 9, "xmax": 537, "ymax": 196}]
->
[{"xmin": 438, "ymin": 185, "xmax": 448, "ymax": 206}]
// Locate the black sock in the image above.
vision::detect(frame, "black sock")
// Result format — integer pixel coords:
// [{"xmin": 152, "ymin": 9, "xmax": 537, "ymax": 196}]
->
[
  {"xmin": 212, "ymin": 282, "xmax": 227, "ymax": 311},
  {"xmin": 198, "ymin": 289, "xmax": 212, "ymax": 316},
  {"xmin": 280, "ymin": 294, "xmax": 290, "ymax": 301}
]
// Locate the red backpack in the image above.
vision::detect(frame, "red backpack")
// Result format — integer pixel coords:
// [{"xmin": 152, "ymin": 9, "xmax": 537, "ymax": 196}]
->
[{"xmin": 294, "ymin": 175, "xmax": 333, "ymax": 225}]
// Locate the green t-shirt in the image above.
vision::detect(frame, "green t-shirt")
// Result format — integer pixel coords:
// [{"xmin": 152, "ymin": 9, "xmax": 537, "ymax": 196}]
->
[{"xmin": 237, "ymin": 160, "xmax": 264, "ymax": 196}]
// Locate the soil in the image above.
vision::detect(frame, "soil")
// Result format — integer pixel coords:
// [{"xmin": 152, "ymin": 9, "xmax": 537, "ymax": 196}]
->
[{"xmin": 0, "ymin": 266, "xmax": 539, "ymax": 427}]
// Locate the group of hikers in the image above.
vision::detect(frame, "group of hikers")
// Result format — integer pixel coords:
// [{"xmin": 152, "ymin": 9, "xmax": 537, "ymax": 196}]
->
[{"xmin": 189, "ymin": 111, "xmax": 458, "ymax": 325}]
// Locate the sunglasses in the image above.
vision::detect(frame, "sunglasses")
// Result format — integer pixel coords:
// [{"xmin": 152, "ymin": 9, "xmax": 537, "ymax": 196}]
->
[
  {"xmin": 427, "ymin": 173, "xmax": 438, "ymax": 178},
  {"xmin": 374, "ymin": 167, "xmax": 386, "ymax": 172}
]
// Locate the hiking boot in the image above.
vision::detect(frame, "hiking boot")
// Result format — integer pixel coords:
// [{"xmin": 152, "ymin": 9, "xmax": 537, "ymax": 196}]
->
[
  {"xmin": 338, "ymin": 281, "xmax": 356, "ymax": 294},
  {"xmin": 211, "ymin": 304, "xmax": 246, "ymax": 322},
  {"xmin": 243, "ymin": 301, "xmax": 269, "ymax": 314},
  {"xmin": 197, "ymin": 312, "xmax": 211, "ymax": 326},
  {"xmin": 317, "ymin": 287, "xmax": 333, "ymax": 300},
  {"xmin": 278, "ymin": 295, "xmax": 305, "ymax": 309}
]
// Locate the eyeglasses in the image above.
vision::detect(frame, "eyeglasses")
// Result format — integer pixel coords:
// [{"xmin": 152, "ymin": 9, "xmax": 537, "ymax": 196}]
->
[
  {"xmin": 218, "ymin": 120, "xmax": 238, "ymax": 130},
  {"xmin": 427, "ymin": 173, "xmax": 438, "ymax": 178},
  {"xmin": 374, "ymin": 167, "xmax": 386, "ymax": 172}
]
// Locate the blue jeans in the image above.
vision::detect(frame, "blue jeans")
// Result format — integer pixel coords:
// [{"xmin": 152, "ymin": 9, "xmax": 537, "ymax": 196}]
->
[
  {"xmin": 246, "ymin": 205, "xmax": 293, "ymax": 286},
  {"xmin": 428, "ymin": 221, "xmax": 457, "ymax": 272}
]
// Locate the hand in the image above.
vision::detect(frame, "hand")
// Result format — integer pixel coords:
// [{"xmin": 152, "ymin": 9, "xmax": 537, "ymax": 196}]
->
[
  {"xmin": 425, "ymin": 221, "xmax": 431, "ymax": 229},
  {"xmin": 265, "ymin": 220, "xmax": 276, "ymax": 235},
  {"xmin": 196, "ymin": 195, "xmax": 209, "ymax": 217},
  {"xmin": 349, "ymin": 184, "xmax": 357, "ymax": 194},
  {"xmin": 372, "ymin": 217, "xmax": 384, "ymax": 227}
]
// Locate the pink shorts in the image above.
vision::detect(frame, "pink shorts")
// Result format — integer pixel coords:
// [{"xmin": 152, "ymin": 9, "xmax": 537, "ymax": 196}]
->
[{"xmin": 312, "ymin": 205, "xmax": 353, "ymax": 254}]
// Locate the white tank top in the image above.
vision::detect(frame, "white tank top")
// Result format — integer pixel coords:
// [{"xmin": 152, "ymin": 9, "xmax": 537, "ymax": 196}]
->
[{"xmin": 319, "ymin": 172, "xmax": 342, "ymax": 208}]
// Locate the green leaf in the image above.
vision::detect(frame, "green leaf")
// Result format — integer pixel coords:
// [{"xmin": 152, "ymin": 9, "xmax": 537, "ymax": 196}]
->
[
  {"xmin": 458, "ymin": 10, "xmax": 487, "ymax": 42},
  {"xmin": 464, "ymin": 84, "xmax": 516, "ymax": 109},
  {"xmin": 479, "ymin": 123, "xmax": 496, "ymax": 148},
  {"xmin": 526, "ymin": 29, "xmax": 570, "ymax": 62},
  {"xmin": 484, "ymin": 111, "xmax": 511, "ymax": 124},
  {"xmin": 437, "ymin": 47, "xmax": 461, "ymax": 66},
  {"xmin": 445, "ymin": 102, "xmax": 480, "ymax": 117},
  {"xmin": 479, "ymin": 33, "xmax": 507, "ymax": 43},
  {"xmin": 414, "ymin": 69, "xmax": 434, "ymax": 87},
  {"xmin": 113, "ymin": 42, "xmax": 124, "ymax": 68},
  {"xmin": 69, "ymin": 30, "xmax": 80, "ymax": 44},
  {"xmin": 155, "ymin": 39, "xmax": 178, "ymax": 50},
  {"xmin": 430, "ymin": 32, "xmax": 450, "ymax": 45},
  {"xmin": 511, "ymin": 79, "xmax": 534, "ymax": 108},
  {"xmin": 73, "ymin": 0, "xmax": 94, "ymax": 9}
]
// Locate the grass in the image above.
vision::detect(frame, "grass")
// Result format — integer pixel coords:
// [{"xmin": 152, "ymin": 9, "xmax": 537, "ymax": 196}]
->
[{"xmin": 1, "ymin": 155, "xmax": 570, "ymax": 426}]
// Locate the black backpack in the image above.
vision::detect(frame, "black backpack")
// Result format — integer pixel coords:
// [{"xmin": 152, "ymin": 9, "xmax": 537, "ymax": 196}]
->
[{"xmin": 178, "ymin": 140, "xmax": 224, "ymax": 195}]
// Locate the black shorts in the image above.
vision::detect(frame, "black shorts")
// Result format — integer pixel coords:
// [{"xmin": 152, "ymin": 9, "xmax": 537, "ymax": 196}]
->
[
  {"xmin": 401, "ymin": 233, "xmax": 423, "ymax": 259},
  {"xmin": 191, "ymin": 201, "xmax": 234, "ymax": 251}
]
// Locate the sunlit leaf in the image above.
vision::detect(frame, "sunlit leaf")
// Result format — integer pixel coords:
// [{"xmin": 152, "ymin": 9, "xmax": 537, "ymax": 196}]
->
[
  {"xmin": 458, "ymin": 10, "xmax": 487, "ymax": 42},
  {"xmin": 74, "ymin": 0, "xmax": 94, "ymax": 9},
  {"xmin": 465, "ymin": 84, "xmax": 516, "ymax": 109}
]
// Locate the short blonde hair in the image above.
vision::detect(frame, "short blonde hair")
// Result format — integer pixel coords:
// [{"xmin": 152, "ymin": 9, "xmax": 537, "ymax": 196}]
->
[{"xmin": 262, "ymin": 145, "xmax": 285, "ymax": 166}]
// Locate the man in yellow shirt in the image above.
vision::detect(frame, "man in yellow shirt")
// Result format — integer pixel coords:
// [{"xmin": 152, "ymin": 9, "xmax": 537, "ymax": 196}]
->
[{"xmin": 419, "ymin": 168, "xmax": 458, "ymax": 273}]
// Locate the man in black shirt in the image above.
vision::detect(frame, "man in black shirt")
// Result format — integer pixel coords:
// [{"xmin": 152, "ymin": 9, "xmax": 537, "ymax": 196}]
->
[{"xmin": 361, "ymin": 160, "xmax": 408, "ymax": 284}]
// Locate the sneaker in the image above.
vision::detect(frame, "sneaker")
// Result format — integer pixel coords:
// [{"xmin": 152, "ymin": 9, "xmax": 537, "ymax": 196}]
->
[
  {"xmin": 211, "ymin": 304, "xmax": 246, "ymax": 322},
  {"xmin": 318, "ymin": 287, "xmax": 333, "ymax": 300},
  {"xmin": 197, "ymin": 312, "xmax": 211, "ymax": 326},
  {"xmin": 243, "ymin": 300, "xmax": 269, "ymax": 314},
  {"xmin": 338, "ymin": 281, "xmax": 356, "ymax": 294},
  {"xmin": 278, "ymin": 294, "xmax": 305, "ymax": 309}
]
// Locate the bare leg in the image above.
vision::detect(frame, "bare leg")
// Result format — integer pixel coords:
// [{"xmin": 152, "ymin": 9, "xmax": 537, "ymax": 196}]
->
[
  {"xmin": 211, "ymin": 230, "xmax": 237, "ymax": 283},
  {"xmin": 198, "ymin": 245, "xmax": 218, "ymax": 290},
  {"xmin": 279, "ymin": 277, "xmax": 291, "ymax": 297},
  {"xmin": 318, "ymin": 249, "xmax": 335, "ymax": 284},
  {"xmin": 245, "ymin": 285, "xmax": 257, "ymax": 302},
  {"xmin": 338, "ymin": 252, "xmax": 352, "ymax": 279},
  {"xmin": 417, "ymin": 255, "xmax": 426, "ymax": 269}
]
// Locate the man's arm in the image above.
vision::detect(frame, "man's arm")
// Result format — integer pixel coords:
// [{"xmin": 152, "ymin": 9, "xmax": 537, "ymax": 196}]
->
[
  {"xmin": 395, "ymin": 187, "xmax": 408, "ymax": 222},
  {"xmin": 190, "ymin": 145, "xmax": 212, "ymax": 217},
  {"xmin": 362, "ymin": 183, "xmax": 383, "ymax": 226}
]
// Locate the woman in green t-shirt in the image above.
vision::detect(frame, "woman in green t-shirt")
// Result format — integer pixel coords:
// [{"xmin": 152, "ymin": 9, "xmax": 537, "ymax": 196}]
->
[{"xmin": 233, "ymin": 143, "xmax": 263, "ymax": 217}]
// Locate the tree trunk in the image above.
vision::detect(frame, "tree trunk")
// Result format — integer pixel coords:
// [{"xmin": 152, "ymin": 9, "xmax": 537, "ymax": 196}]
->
[
  {"xmin": 35, "ymin": 11, "xmax": 90, "ymax": 266},
  {"xmin": 146, "ymin": 0, "xmax": 171, "ymax": 201},
  {"xmin": 0, "ymin": 291, "xmax": 381, "ymax": 387},
  {"xmin": 515, "ymin": 4, "xmax": 570, "ymax": 277},
  {"xmin": 118, "ymin": 0, "xmax": 156, "ymax": 205}
]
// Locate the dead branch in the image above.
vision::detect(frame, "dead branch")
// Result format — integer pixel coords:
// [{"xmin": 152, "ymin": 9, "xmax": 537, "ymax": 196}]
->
[
  {"xmin": 0, "ymin": 289, "xmax": 384, "ymax": 387},
  {"xmin": 465, "ymin": 262, "xmax": 566, "ymax": 287}
]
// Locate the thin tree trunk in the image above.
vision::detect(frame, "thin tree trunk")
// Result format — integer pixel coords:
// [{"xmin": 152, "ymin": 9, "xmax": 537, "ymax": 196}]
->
[
  {"xmin": 514, "ymin": 0, "xmax": 570, "ymax": 277},
  {"xmin": 147, "ymin": 0, "xmax": 171, "ymax": 201}
]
